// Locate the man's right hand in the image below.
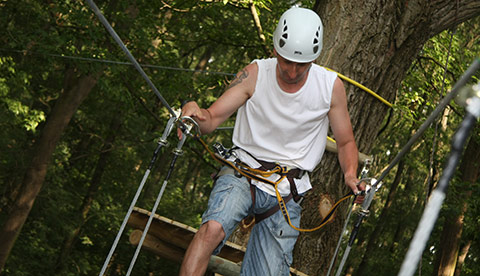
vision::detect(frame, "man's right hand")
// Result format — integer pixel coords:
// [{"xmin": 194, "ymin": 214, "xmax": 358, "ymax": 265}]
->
[
  {"xmin": 178, "ymin": 101, "xmax": 206, "ymax": 139},
  {"xmin": 181, "ymin": 101, "xmax": 207, "ymax": 121}
]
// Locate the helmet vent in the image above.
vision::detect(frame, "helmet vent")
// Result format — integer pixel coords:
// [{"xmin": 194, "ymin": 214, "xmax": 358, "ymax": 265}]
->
[
  {"xmin": 313, "ymin": 45, "xmax": 319, "ymax": 54},
  {"xmin": 280, "ymin": 20, "xmax": 288, "ymax": 48},
  {"xmin": 313, "ymin": 38, "xmax": 318, "ymax": 44}
]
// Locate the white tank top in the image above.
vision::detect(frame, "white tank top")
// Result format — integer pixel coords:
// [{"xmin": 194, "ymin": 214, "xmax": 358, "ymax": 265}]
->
[{"xmin": 232, "ymin": 58, "xmax": 337, "ymax": 196}]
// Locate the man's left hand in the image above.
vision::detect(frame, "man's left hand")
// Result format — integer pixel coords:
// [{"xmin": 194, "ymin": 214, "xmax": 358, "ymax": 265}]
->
[{"xmin": 345, "ymin": 175, "xmax": 366, "ymax": 204}]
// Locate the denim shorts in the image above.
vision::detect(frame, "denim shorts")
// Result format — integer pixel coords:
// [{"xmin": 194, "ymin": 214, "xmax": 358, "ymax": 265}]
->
[{"xmin": 202, "ymin": 172, "xmax": 302, "ymax": 275}]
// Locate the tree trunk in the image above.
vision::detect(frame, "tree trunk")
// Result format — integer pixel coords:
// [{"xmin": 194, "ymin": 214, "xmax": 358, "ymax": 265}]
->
[
  {"xmin": 434, "ymin": 202, "xmax": 469, "ymax": 276},
  {"xmin": 454, "ymin": 240, "xmax": 471, "ymax": 276},
  {"xmin": 434, "ymin": 127, "xmax": 479, "ymax": 276},
  {"xmin": 0, "ymin": 68, "xmax": 99, "ymax": 271},
  {"xmin": 294, "ymin": 1, "xmax": 480, "ymax": 274}
]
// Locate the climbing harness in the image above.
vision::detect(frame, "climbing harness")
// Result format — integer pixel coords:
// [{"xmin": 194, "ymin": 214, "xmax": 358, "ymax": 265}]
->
[
  {"xmin": 399, "ymin": 61, "xmax": 480, "ymax": 276},
  {"xmin": 215, "ymin": 144, "xmax": 305, "ymax": 225},
  {"xmin": 197, "ymin": 139, "xmax": 357, "ymax": 232}
]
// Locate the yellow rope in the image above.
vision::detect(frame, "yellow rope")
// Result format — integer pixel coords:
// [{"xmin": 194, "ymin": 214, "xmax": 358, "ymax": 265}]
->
[
  {"xmin": 325, "ymin": 67, "xmax": 393, "ymax": 108},
  {"xmin": 275, "ymin": 185, "xmax": 353, "ymax": 232},
  {"xmin": 324, "ymin": 67, "xmax": 393, "ymax": 144}
]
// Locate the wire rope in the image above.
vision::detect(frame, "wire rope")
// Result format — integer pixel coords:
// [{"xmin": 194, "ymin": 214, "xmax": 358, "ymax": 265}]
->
[{"xmin": 0, "ymin": 48, "xmax": 236, "ymax": 77}]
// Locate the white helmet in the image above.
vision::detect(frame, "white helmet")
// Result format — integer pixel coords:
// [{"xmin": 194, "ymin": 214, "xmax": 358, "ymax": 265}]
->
[{"xmin": 273, "ymin": 6, "xmax": 323, "ymax": 63}]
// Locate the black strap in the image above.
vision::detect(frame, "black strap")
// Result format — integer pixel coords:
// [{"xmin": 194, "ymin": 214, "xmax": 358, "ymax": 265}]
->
[
  {"xmin": 219, "ymin": 148, "xmax": 305, "ymax": 224},
  {"xmin": 238, "ymin": 148, "xmax": 305, "ymax": 179},
  {"xmin": 252, "ymin": 178, "xmax": 302, "ymax": 224}
]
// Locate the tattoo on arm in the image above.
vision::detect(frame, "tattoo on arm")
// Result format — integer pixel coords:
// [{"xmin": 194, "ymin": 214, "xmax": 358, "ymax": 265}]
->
[{"xmin": 227, "ymin": 69, "xmax": 248, "ymax": 89}]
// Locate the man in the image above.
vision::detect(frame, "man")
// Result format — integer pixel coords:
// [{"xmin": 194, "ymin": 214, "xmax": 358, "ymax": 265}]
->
[{"xmin": 179, "ymin": 6, "xmax": 362, "ymax": 275}]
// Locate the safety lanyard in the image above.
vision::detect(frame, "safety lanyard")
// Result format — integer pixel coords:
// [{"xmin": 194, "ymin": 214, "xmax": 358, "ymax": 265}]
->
[{"xmin": 196, "ymin": 137, "xmax": 356, "ymax": 232}]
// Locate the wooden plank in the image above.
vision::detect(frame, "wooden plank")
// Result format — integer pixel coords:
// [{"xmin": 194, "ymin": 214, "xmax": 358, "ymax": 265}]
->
[
  {"xmin": 129, "ymin": 229, "xmax": 184, "ymax": 263},
  {"xmin": 326, "ymin": 139, "xmax": 372, "ymax": 164},
  {"xmin": 127, "ymin": 207, "xmax": 245, "ymax": 263},
  {"xmin": 127, "ymin": 207, "xmax": 310, "ymax": 276},
  {"xmin": 129, "ymin": 229, "xmax": 241, "ymax": 276}
]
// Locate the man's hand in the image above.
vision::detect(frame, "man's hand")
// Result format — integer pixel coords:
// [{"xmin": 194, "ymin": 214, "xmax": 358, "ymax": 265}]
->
[
  {"xmin": 345, "ymin": 175, "xmax": 366, "ymax": 204},
  {"xmin": 178, "ymin": 101, "xmax": 206, "ymax": 139},
  {"xmin": 181, "ymin": 101, "xmax": 207, "ymax": 121}
]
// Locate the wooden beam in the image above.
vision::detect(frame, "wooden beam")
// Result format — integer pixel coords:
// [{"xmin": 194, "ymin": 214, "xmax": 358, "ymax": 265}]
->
[
  {"xmin": 127, "ymin": 207, "xmax": 245, "ymax": 263},
  {"xmin": 129, "ymin": 229, "xmax": 184, "ymax": 262},
  {"xmin": 127, "ymin": 207, "xmax": 310, "ymax": 276},
  {"xmin": 326, "ymin": 139, "xmax": 372, "ymax": 164},
  {"xmin": 129, "ymin": 229, "xmax": 241, "ymax": 276}
]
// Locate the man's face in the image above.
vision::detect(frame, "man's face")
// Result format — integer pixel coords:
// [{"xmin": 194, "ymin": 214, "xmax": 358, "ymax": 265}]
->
[{"xmin": 275, "ymin": 53, "xmax": 312, "ymax": 85}]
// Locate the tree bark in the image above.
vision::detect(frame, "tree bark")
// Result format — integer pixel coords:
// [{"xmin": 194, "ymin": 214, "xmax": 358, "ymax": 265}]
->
[
  {"xmin": 295, "ymin": 1, "xmax": 480, "ymax": 274},
  {"xmin": 454, "ymin": 240, "xmax": 471, "ymax": 276},
  {"xmin": 0, "ymin": 68, "xmax": 99, "ymax": 272},
  {"xmin": 434, "ymin": 127, "xmax": 479, "ymax": 276}
]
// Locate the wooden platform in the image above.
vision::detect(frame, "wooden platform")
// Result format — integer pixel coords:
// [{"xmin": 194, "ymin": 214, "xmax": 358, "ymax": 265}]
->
[{"xmin": 127, "ymin": 207, "xmax": 308, "ymax": 276}]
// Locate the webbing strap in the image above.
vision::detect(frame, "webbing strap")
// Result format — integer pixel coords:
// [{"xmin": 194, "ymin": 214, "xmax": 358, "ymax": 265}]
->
[
  {"xmin": 196, "ymin": 136, "xmax": 354, "ymax": 232},
  {"xmin": 253, "ymin": 178, "xmax": 301, "ymax": 224}
]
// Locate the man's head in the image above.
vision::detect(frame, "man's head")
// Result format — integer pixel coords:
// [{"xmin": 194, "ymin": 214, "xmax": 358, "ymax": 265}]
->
[
  {"xmin": 274, "ymin": 50, "xmax": 312, "ymax": 84},
  {"xmin": 273, "ymin": 6, "xmax": 323, "ymax": 63}
]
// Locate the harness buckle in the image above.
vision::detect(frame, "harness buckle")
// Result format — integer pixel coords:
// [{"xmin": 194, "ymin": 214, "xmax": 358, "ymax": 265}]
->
[
  {"xmin": 297, "ymin": 169, "xmax": 306, "ymax": 179},
  {"xmin": 213, "ymin": 142, "xmax": 228, "ymax": 158},
  {"xmin": 213, "ymin": 142, "xmax": 238, "ymax": 160}
]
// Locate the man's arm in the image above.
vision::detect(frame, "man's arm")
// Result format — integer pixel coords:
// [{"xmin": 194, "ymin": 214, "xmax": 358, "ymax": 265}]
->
[
  {"xmin": 181, "ymin": 63, "xmax": 257, "ymax": 134},
  {"xmin": 328, "ymin": 77, "xmax": 361, "ymax": 195}
]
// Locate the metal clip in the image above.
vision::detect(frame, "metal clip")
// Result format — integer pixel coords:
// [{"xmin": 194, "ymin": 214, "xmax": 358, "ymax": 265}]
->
[
  {"xmin": 213, "ymin": 142, "xmax": 236, "ymax": 160},
  {"xmin": 213, "ymin": 142, "xmax": 228, "ymax": 157},
  {"xmin": 360, "ymin": 159, "xmax": 372, "ymax": 179},
  {"xmin": 158, "ymin": 116, "xmax": 178, "ymax": 146},
  {"xmin": 179, "ymin": 115, "xmax": 200, "ymax": 137}
]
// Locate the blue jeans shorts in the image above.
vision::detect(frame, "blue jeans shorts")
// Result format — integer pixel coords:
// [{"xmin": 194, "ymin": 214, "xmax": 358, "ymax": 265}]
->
[{"xmin": 202, "ymin": 171, "xmax": 302, "ymax": 275}]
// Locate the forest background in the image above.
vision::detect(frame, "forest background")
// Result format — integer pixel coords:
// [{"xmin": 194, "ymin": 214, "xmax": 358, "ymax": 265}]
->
[{"xmin": 0, "ymin": 0, "xmax": 479, "ymax": 275}]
